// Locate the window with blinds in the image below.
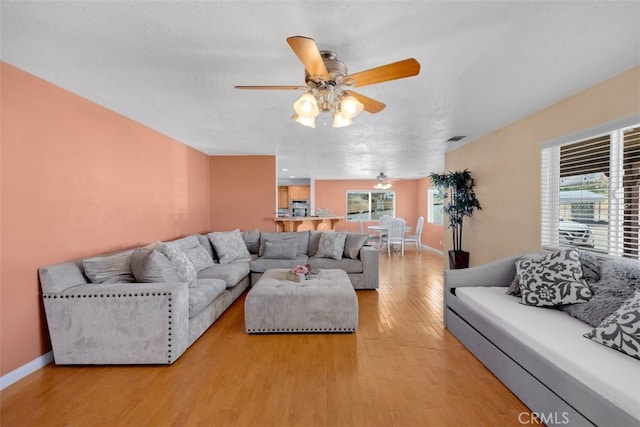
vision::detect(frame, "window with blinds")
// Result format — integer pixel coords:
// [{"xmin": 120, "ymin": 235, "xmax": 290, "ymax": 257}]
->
[{"xmin": 541, "ymin": 123, "xmax": 640, "ymax": 259}]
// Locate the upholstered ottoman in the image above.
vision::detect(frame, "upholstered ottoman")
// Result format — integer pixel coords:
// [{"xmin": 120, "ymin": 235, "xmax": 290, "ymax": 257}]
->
[{"xmin": 245, "ymin": 268, "xmax": 358, "ymax": 333}]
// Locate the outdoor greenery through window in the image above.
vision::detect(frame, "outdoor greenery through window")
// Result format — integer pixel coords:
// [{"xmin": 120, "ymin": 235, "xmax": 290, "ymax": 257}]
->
[
  {"xmin": 428, "ymin": 188, "xmax": 444, "ymax": 224},
  {"xmin": 541, "ymin": 120, "xmax": 640, "ymax": 259},
  {"xmin": 346, "ymin": 191, "xmax": 395, "ymax": 221}
]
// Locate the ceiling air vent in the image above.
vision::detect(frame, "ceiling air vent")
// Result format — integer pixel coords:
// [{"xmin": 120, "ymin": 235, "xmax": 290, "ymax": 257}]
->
[{"xmin": 446, "ymin": 136, "xmax": 466, "ymax": 142}]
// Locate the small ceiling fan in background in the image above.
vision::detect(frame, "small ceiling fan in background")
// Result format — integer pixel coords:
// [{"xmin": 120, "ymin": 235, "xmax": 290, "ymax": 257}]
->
[
  {"xmin": 374, "ymin": 172, "xmax": 394, "ymax": 189},
  {"xmin": 235, "ymin": 36, "xmax": 420, "ymax": 128}
]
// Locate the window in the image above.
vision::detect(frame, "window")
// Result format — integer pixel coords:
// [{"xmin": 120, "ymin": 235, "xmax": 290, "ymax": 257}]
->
[
  {"xmin": 427, "ymin": 188, "xmax": 444, "ymax": 224},
  {"xmin": 346, "ymin": 191, "xmax": 395, "ymax": 221},
  {"xmin": 541, "ymin": 118, "xmax": 640, "ymax": 259}
]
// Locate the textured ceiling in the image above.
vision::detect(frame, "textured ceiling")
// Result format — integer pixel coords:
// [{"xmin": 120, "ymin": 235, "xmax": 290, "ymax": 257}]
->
[{"xmin": 2, "ymin": 1, "xmax": 639, "ymax": 181}]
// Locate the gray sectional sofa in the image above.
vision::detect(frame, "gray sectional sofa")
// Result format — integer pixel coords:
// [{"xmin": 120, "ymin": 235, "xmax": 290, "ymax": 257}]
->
[
  {"xmin": 39, "ymin": 229, "xmax": 378, "ymax": 365},
  {"xmin": 444, "ymin": 249, "xmax": 639, "ymax": 426}
]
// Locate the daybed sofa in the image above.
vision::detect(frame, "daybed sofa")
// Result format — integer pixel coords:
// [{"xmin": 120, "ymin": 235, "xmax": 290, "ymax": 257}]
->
[
  {"xmin": 39, "ymin": 229, "xmax": 378, "ymax": 365},
  {"xmin": 444, "ymin": 248, "xmax": 639, "ymax": 426}
]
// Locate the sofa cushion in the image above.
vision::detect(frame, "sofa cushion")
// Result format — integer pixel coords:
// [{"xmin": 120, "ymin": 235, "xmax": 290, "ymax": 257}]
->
[
  {"xmin": 83, "ymin": 250, "xmax": 136, "ymax": 284},
  {"xmin": 183, "ymin": 245, "xmax": 215, "ymax": 272},
  {"xmin": 208, "ymin": 229, "xmax": 252, "ymax": 264},
  {"xmin": 250, "ymin": 255, "xmax": 309, "ymax": 273},
  {"xmin": 507, "ymin": 249, "xmax": 602, "ymax": 297},
  {"xmin": 197, "ymin": 262, "xmax": 250, "ymax": 289},
  {"xmin": 516, "ymin": 248, "xmax": 592, "ymax": 307},
  {"xmin": 243, "ymin": 228, "xmax": 261, "ymax": 254},
  {"xmin": 560, "ymin": 255, "xmax": 638, "ymax": 326},
  {"xmin": 317, "ymin": 231, "xmax": 348, "ymax": 260},
  {"xmin": 160, "ymin": 243, "xmax": 197, "ymax": 285},
  {"xmin": 259, "ymin": 232, "xmax": 309, "ymax": 256},
  {"xmin": 343, "ymin": 233, "xmax": 369, "ymax": 259},
  {"xmin": 262, "ymin": 240, "xmax": 298, "ymax": 259},
  {"xmin": 308, "ymin": 256, "xmax": 364, "ymax": 273},
  {"xmin": 308, "ymin": 230, "xmax": 322, "ymax": 257},
  {"xmin": 196, "ymin": 234, "xmax": 216, "ymax": 260},
  {"xmin": 131, "ymin": 244, "xmax": 181, "ymax": 283},
  {"xmin": 188, "ymin": 278, "xmax": 227, "ymax": 318},
  {"xmin": 584, "ymin": 290, "xmax": 640, "ymax": 360},
  {"xmin": 164, "ymin": 234, "xmax": 200, "ymax": 251}
]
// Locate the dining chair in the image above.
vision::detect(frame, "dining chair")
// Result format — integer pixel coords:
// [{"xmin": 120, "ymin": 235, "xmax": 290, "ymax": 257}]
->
[
  {"xmin": 404, "ymin": 216, "xmax": 424, "ymax": 252},
  {"xmin": 378, "ymin": 215, "xmax": 393, "ymax": 248},
  {"xmin": 386, "ymin": 218, "xmax": 406, "ymax": 256}
]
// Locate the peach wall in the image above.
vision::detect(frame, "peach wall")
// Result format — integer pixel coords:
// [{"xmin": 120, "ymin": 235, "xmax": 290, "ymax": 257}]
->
[
  {"xmin": 444, "ymin": 66, "xmax": 640, "ymax": 267},
  {"xmin": 209, "ymin": 156, "xmax": 276, "ymax": 232},
  {"xmin": 314, "ymin": 179, "xmax": 418, "ymax": 229},
  {"xmin": 0, "ymin": 62, "xmax": 211, "ymax": 376}
]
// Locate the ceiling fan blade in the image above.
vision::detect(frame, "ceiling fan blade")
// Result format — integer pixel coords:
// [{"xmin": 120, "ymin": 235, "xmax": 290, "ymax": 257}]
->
[
  {"xmin": 345, "ymin": 90, "xmax": 386, "ymax": 114},
  {"xmin": 235, "ymin": 85, "xmax": 307, "ymax": 90},
  {"xmin": 345, "ymin": 58, "xmax": 420, "ymax": 88},
  {"xmin": 286, "ymin": 36, "xmax": 330, "ymax": 80}
]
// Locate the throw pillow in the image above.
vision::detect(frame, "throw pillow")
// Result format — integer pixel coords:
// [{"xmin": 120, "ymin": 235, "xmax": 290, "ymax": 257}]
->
[
  {"xmin": 243, "ymin": 228, "xmax": 261, "ymax": 254},
  {"xmin": 316, "ymin": 231, "xmax": 348, "ymax": 260},
  {"xmin": 343, "ymin": 233, "xmax": 369, "ymax": 259},
  {"xmin": 584, "ymin": 290, "xmax": 640, "ymax": 360},
  {"xmin": 259, "ymin": 236, "xmax": 298, "ymax": 257},
  {"xmin": 83, "ymin": 250, "xmax": 136, "ymax": 284},
  {"xmin": 131, "ymin": 244, "xmax": 181, "ymax": 283},
  {"xmin": 262, "ymin": 240, "xmax": 298, "ymax": 259},
  {"xmin": 516, "ymin": 248, "xmax": 593, "ymax": 307},
  {"xmin": 160, "ymin": 243, "xmax": 197, "ymax": 285},
  {"xmin": 506, "ymin": 253, "xmax": 544, "ymax": 297},
  {"xmin": 183, "ymin": 245, "xmax": 214, "ymax": 272},
  {"xmin": 208, "ymin": 229, "xmax": 252, "ymax": 264},
  {"xmin": 560, "ymin": 255, "xmax": 637, "ymax": 326},
  {"xmin": 307, "ymin": 230, "xmax": 322, "ymax": 257}
]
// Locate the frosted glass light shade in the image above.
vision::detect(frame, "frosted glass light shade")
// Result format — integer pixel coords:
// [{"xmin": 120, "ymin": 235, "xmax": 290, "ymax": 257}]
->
[
  {"xmin": 292, "ymin": 113, "xmax": 316, "ymax": 128},
  {"xmin": 340, "ymin": 95, "xmax": 364, "ymax": 119},
  {"xmin": 332, "ymin": 111, "xmax": 353, "ymax": 128},
  {"xmin": 293, "ymin": 93, "xmax": 319, "ymax": 118}
]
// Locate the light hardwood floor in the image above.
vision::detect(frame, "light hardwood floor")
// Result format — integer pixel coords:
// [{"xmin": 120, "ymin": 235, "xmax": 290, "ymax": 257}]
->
[{"xmin": 1, "ymin": 249, "xmax": 530, "ymax": 426}]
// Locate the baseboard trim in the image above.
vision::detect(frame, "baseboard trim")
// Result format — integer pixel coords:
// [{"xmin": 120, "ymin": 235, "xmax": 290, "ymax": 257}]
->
[
  {"xmin": 0, "ymin": 351, "xmax": 54, "ymax": 390},
  {"xmin": 422, "ymin": 245, "xmax": 444, "ymax": 255}
]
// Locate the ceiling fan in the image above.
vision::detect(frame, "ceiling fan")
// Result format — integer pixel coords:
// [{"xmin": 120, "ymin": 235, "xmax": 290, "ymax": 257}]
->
[
  {"xmin": 235, "ymin": 36, "xmax": 421, "ymax": 128},
  {"xmin": 374, "ymin": 172, "xmax": 394, "ymax": 189}
]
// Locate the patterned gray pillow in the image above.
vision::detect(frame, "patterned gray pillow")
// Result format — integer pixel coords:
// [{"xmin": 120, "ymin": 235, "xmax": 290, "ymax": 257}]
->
[
  {"xmin": 317, "ymin": 231, "xmax": 348, "ymax": 260},
  {"xmin": 83, "ymin": 250, "xmax": 135, "ymax": 284},
  {"xmin": 183, "ymin": 245, "xmax": 214, "ymax": 272},
  {"xmin": 516, "ymin": 248, "xmax": 593, "ymax": 307},
  {"xmin": 584, "ymin": 290, "xmax": 640, "ymax": 360},
  {"xmin": 208, "ymin": 229, "xmax": 251, "ymax": 264},
  {"xmin": 160, "ymin": 243, "xmax": 197, "ymax": 285}
]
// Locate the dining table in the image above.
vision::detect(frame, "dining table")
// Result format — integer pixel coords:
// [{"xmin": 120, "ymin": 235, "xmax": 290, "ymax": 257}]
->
[{"xmin": 367, "ymin": 224, "xmax": 413, "ymax": 251}]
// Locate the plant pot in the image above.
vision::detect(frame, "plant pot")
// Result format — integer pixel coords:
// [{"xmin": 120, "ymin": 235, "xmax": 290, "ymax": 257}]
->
[{"xmin": 448, "ymin": 250, "xmax": 470, "ymax": 269}]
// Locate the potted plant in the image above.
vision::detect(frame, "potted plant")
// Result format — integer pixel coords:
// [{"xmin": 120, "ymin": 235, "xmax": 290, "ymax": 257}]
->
[{"xmin": 429, "ymin": 169, "xmax": 482, "ymax": 269}]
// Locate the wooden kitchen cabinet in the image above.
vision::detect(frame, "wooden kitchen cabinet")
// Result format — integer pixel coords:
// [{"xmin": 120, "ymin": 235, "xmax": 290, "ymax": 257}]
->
[
  {"xmin": 278, "ymin": 186, "xmax": 289, "ymax": 209},
  {"xmin": 288, "ymin": 185, "xmax": 310, "ymax": 200}
]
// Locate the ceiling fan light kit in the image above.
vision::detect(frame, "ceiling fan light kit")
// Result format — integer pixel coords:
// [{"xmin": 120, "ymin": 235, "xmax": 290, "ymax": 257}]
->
[
  {"xmin": 235, "ymin": 36, "xmax": 420, "ymax": 129},
  {"xmin": 374, "ymin": 172, "xmax": 393, "ymax": 189}
]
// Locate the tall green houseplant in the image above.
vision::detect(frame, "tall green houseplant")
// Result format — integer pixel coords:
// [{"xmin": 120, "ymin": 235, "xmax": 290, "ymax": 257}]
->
[{"xmin": 429, "ymin": 169, "xmax": 482, "ymax": 269}]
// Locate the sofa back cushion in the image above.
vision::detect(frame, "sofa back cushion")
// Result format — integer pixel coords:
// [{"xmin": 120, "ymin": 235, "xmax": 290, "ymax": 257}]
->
[
  {"xmin": 131, "ymin": 244, "xmax": 181, "ymax": 283},
  {"xmin": 242, "ymin": 228, "xmax": 261, "ymax": 254},
  {"xmin": 259, "ymin": 231, "xmax": 309, "ymax": 256},
  {"xmin": 82, "ymin": 250, "xmax": 136, "ymax": 284},
  {"xmin": 343, "ymin": 233, "xmax": 369, "ymax": 259},
  {"xmin": 39, "ymin": 261, "xmax": 88, "ymax": 294}
]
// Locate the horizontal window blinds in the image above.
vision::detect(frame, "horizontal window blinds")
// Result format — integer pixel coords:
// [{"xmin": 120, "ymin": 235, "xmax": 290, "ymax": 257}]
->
[
  {"xmin": 621, "ymin": 127, "xmax": 640, "ymax": 258},
  {"xmin": 541, "ymin": 124, "xmax": 640, "ymax": 260}
]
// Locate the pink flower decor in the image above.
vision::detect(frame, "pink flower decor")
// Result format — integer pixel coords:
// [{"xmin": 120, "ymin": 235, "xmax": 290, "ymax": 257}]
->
[{"xmin": 293, "ymin": 265, "xmax": 309, "ymax": 276}]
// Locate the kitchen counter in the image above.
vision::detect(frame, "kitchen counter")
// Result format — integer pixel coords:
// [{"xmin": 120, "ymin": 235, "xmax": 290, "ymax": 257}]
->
[{"xmin": 274, "ymin": 216, "xmax": 343, "ymax": 232}]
